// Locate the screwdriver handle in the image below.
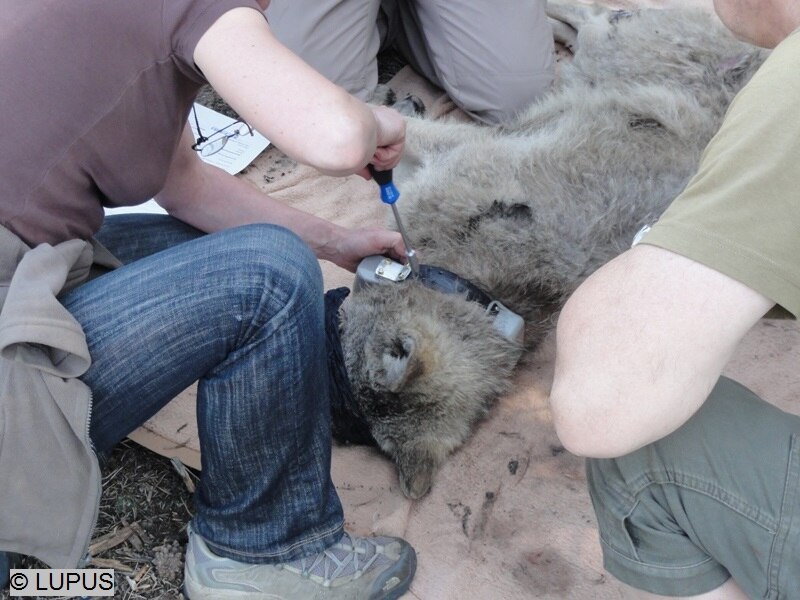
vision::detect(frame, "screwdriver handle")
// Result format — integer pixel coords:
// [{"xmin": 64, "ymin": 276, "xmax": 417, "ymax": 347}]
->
[{"xmin": 368, "ymin": 164, "xmax": 400, "ymax": 205}]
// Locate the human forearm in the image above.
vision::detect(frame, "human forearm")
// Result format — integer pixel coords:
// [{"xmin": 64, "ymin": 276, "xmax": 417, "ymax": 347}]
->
[
  {"xmin": 156, "ymin": 139, "xmax": 405, "ymax": 272},
  {"xmin": 549, "ymin": 245, "xmax": 774, "ymax": 458},
  {"xmin": 193, "ymin": 8, "xmax": 404, "ymax": 177},
  {"xmin": 159, "ymin": 156, "xmax": 336, "ymax": 255}
]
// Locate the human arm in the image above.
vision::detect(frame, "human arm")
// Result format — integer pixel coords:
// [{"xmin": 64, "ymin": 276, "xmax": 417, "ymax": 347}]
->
[
  {"xmin": 549, "ymin": 26, "xmax": 800, "ymax": 459},
  {"xmin": 548, "ymin": 244, "xmax": 774, "ymax": 459},
  {"xmin": 155, "ymin": 128, "xmax": 406, "ymax": 272},
  {"xmin": 192, "ymin": 7, "xmax": 404, "ymax": 177}
]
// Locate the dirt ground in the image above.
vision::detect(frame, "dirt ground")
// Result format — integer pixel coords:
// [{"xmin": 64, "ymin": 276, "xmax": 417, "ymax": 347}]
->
[{"xmin": 1, "ymin": 440, "xmax": 194, "ymax": 600}]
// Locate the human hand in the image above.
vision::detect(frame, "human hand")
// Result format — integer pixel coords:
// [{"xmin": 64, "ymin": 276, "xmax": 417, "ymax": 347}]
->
[
  {"xmin": 325, "ymin": 226, "xmax": 408, "ymax": 273},
  {"xmin": 356, "ymin": 105, "xmax": 406, "ymax": 179}
]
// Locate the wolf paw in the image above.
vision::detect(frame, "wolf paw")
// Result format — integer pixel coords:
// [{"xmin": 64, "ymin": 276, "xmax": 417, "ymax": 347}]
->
[
  {"xmin": 393, "ymin": 94, "xmax": 426, "ymax": 117},
  {"xmin": 371, "ymin": 85, "xmax": 426, "ymax": 117},
  {"xmin": 370, "ymin": 83, "xmax": 398, "ymax": 106}
]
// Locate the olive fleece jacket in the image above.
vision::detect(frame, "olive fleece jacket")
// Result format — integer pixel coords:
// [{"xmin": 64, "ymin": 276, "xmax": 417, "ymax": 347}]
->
[{"xmin": 0, "ymin": 225, "xmax": 120, "ymax": 567}]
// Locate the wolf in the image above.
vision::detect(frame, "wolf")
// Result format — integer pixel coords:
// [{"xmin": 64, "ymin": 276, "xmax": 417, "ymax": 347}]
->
[{"xmin": 335, "ymin": 2, "xmax": 767, "ymax": 499}]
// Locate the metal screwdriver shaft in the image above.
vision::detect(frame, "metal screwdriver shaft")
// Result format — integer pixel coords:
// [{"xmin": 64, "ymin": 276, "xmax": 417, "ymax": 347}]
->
[
  {"xmin": 368, "ymin": 165, "xmax": 420, "ymax": 274},
  {"xmin": 390, "ymin": 203, "xmax": 419, "ymax": 274}
]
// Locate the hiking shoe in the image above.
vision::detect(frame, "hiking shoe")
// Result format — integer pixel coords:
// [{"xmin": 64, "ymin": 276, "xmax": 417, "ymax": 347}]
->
[{"xmin": 183, "ymin": 525, "xmax": 416, "ymax": 600}]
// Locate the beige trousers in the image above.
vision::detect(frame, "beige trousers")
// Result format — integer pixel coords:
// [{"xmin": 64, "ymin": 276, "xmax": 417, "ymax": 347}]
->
[{"xmin": 266, "ymin": 0, "xmax": 554, "ymax": 124}]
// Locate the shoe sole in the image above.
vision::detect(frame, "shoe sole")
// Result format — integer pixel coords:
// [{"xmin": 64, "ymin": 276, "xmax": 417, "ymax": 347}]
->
[
  {"xmin": 376, "ymin": 543, "xmax": 416, "ymax": 600},
  {"xmin": 183, "ymin": 570, "xmax": 264, "ymax": 599}
]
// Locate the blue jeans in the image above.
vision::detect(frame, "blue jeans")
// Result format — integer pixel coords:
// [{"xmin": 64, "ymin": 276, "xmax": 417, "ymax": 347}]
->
[{"xmin": 60, "ymin": 214, "xmax": 344, "ymax": 563}]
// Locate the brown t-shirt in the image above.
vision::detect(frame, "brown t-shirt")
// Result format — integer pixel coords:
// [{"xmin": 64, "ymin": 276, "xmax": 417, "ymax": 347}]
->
[{"xmin": 0, "ymin": 0, "xmax": 262, "ymax": 246}]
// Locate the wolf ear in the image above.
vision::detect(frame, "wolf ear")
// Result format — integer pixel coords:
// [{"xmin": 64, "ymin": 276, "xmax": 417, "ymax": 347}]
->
[
  {"xmin": 721, "ymin": 51, "xmax": 761, "ymax": 88},
  {"xmin": 380, "ymin": 334, "xmax": 421, "ymax": 392}
]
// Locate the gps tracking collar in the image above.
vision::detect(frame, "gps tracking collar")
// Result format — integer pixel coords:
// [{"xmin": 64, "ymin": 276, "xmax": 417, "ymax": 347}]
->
[{"xmin": 354, "ymin": 255, "xmax": 525, "ymax": 345}]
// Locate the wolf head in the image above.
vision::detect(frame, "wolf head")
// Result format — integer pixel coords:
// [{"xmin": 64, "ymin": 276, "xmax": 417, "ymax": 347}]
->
[{"xmin": 338, "ymin": 282, "xmax": 522, "ymax": 498}]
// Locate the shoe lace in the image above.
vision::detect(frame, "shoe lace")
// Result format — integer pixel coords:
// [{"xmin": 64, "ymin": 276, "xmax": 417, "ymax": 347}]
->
[{"xmin": 282, "ymin": 532, "xmax": 388, "ymax": 587}]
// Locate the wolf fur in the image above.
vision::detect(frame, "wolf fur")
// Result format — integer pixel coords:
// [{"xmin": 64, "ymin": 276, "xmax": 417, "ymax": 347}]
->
[{"xmin": 337, "ymin": 2, "xmax": 767, "ymax": 498}]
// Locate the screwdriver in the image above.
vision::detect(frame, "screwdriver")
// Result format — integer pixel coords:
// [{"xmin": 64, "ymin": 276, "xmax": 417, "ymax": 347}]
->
[{"xmin": 368, "ymin": 165, "xmax": 420, "ymax": 274}]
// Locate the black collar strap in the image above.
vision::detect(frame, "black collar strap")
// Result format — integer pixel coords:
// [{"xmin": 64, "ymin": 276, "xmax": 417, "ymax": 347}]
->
[{"xmin": 408, "ymin": 264, "xmax": 494, "ymax": 309}]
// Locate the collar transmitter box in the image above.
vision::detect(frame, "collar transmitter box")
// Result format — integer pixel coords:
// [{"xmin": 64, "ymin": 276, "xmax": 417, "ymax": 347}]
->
[{"xmin": 354, "ymin": 255, "xmax": 525, "ymax": 346}]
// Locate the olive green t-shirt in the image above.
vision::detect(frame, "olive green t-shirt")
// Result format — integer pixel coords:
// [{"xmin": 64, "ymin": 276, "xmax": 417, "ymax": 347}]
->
[
  {"xmin": 641, "ymin": 29, "xmax": 800, "ymax": 319},
  {"xmin": 0, "ymin": 0, "xmax": 261, "ymax": 246}
]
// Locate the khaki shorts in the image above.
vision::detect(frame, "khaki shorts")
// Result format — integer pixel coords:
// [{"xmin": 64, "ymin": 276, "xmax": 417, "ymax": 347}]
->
[{"xmin": 587, "ymin": 377, "xmax": 800, "ymax": 597}]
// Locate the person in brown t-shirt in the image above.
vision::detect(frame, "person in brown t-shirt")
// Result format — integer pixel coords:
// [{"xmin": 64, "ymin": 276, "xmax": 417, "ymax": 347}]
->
[{"xmin": 0, "ymin": 1, "xmax": 416, "ymax": 598}]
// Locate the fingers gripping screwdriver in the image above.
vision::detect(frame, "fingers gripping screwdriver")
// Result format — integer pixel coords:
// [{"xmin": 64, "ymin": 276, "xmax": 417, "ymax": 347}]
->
[{"xmin": 368, "ymin": 165, "xmax": 420, "ymax": 274}]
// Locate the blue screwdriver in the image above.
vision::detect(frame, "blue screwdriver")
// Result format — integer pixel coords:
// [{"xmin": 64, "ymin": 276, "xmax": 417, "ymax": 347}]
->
[{"xmin": 368, "ymin": 165, "xmax": 420, "ymax": 274}]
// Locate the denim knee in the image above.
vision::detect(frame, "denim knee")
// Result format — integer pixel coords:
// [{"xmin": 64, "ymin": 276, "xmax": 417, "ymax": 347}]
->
[
  {"xmin": 224, "ymin": 223, "xmax": 319, "ymax": 277},
  {"xmin": 77, "ymin": 223, "xmax": 325, "ymax": 452},
  {"xmin": 213, "ymin": 224, "xmax": 323, "ymax": 310}
]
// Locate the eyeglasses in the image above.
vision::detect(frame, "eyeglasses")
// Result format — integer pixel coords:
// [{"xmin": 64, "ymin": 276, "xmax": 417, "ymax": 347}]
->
[{"xmin": 191, "ymin": 105, "xmax": 254, "ymax": 157}]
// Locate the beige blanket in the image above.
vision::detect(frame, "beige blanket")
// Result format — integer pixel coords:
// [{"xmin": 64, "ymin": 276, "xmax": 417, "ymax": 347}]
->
[{"xmin": 130, "ymin": 4, "xmax": 800, "ymax": 597}]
